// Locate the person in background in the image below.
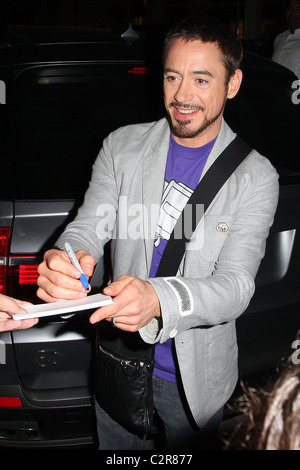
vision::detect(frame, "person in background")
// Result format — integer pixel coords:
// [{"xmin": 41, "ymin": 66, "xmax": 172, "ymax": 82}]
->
[
  {"xmin": 0, "ymin": 294, "xmax": 38, "ymax": 332},
  {"xmin": 224, "ymin": 354, "xmax": 300, "ymax": 450},
  {"xmin": 272, "ymin": 0, "xmax": 300, "ymax": 79}
]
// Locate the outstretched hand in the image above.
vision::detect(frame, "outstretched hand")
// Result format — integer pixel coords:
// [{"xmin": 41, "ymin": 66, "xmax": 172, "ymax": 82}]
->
[{"xmin": 0, "ymin": 295, "xmax": 38, "ymax": 332}]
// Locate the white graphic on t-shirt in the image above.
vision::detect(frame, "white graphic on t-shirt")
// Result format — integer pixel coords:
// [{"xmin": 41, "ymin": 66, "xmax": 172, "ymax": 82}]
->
[{"xmin": 154, "ymin": 179, "xmax": 193, "ymax": 247}]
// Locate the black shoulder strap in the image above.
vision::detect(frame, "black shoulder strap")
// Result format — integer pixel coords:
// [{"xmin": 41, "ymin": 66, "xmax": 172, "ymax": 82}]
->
[{"xmin": 155, "ymin": 135, "xmax": 252, "ymax": 277}]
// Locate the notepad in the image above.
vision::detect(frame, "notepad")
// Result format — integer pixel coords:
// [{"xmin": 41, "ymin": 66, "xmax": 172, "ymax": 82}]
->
[{"xmin": 13, "ymin": 293, "xmax": 113, "ymax": 320}]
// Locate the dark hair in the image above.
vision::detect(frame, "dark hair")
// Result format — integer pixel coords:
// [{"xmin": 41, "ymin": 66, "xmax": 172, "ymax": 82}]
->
[
  {"xmin": 163, "ymin": 18, "xmax": 243, "ymax": 84},
  {"xmin": 224, "ymin": 356, "xmax": 300, "ymax": 450}
]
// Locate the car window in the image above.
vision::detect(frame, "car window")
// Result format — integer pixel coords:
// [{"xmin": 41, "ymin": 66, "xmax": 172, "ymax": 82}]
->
[
  {"xmin": 224, "ymin": 62, "xmax": 300, "ymax": 178},
  {"xmin": 1, "ymin": 54, "xmax": 299, "ymax": 204},
  {"xmin": 0, "ymin": 63, "xmax": 164, "ymax": 201}
]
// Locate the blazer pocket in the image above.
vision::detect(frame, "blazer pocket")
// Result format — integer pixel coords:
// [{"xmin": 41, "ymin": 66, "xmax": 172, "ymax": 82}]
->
[{"xmin": 204, "ymin": 322, "xmax": 238, "ymax": 389}]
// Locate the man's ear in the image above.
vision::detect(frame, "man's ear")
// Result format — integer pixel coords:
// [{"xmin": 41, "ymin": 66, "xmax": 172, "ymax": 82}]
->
[{"xmin": 227, "ymin": 68, "xmax": 243, "ymax": 99}]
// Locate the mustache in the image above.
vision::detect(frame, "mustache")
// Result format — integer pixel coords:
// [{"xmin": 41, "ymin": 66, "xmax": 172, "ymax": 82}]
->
[{"xmin": 169, "ymin": 101, "xmax": 205, "ymax": 112}]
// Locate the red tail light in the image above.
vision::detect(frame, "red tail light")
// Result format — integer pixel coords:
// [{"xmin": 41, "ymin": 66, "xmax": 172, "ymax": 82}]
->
[
  {"xmin": 0, "ymin": 227, "xmax": 11, "ymax": 294},
  {"xmin": 128, "ymin": 66, "xmax": 150, "ymax": 74},
  {"xmin": 0, "ymin": 397, "xmax": 23, "ymax": 408},
  {"xmin": 0, "ymin": 228, "xmax": 39, "ymax": 296},
  {"xmin": 18, "ymin": 264, "xmax": 39, "ymax": 285},
  {"xmin": 0, "ymin": 228, "xmax": 10, "ymax": 257},
  {"xmin": 9, "ymin": 258, "xmax": 39, "ymax": 291}
]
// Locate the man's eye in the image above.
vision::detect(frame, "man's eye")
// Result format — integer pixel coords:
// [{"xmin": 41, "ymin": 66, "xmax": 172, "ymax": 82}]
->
[
  {"xmin": 165, "ymin": 75, "xmax": 178, "ymax": 82},
  {"xmin": 196, "ymin": 79, "xmax": 207, "ymax": 85}
]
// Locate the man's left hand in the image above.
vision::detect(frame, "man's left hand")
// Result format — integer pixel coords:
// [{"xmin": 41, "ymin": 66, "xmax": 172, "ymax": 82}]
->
[{"xmin": 89, "ymin": 275, "xmax": 161, "ymax": 331}]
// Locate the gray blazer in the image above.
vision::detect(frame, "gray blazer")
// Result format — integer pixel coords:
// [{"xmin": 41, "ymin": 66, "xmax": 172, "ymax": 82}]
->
[{"xmin": 56, "ymin": 117, "xmax": 279, "ymax": 428}]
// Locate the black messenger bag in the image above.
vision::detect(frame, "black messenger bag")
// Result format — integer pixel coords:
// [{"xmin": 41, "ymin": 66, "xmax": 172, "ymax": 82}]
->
[{"xmin": 94, "ymin": 136, "xmax": 251, "ymax": 434}]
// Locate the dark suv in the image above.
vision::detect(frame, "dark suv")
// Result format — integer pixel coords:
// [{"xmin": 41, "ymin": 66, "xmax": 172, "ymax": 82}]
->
[{"xmin": 0, "ymin": 25, "xmax": 299, "ymax": 448}]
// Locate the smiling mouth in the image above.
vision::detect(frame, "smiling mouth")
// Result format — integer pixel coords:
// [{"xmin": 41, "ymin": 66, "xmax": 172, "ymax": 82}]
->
[
  {"xmin": 176, "ymin": 108, "xmax": 197, "ymax": 115},
  {"xmin": 173, "ymin": 107, "xmax": 200, "ymax": 122},
  {"xmin": 170, "ymin": 102, "xmax": 204, "ymax": 118}
]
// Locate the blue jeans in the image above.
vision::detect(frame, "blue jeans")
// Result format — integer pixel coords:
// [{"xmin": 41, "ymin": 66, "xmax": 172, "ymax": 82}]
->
[{"xmin": 95, "ymin": 375, "xmax": 223, "ymax": 450}]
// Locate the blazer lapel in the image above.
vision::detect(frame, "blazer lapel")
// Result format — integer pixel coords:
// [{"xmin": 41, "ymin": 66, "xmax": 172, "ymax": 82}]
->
[{"xmin": 142, "ymin": 121, "xmax": 170, "ymax": 272}]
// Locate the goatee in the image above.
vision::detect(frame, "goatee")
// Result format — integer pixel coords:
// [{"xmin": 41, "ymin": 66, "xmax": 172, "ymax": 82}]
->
[{"xmin": 166, "ymin": 99, "xmax": 227, "ymax": 140}]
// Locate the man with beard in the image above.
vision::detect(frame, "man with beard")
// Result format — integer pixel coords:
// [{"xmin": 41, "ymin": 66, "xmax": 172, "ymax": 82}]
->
[{"xmin": 36, "ymin": 19, "xmax": 279, "ymax": 450}]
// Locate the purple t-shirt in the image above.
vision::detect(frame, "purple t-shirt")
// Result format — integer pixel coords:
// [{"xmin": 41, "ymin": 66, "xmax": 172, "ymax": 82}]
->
[{"xmin": 149, "ymin": 135, "xmax": 216, "ymax": 382}]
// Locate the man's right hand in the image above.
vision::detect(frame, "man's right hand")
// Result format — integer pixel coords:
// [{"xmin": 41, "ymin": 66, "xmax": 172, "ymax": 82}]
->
[{"xmin": 37, "ymin": 248, "xmax": 95, "ymax": 302}]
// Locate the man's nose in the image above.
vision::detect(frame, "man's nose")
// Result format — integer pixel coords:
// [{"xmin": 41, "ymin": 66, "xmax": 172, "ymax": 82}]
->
[{"xmin": 174, "ymin": 79, "xmax": 194, "ymax": 103}]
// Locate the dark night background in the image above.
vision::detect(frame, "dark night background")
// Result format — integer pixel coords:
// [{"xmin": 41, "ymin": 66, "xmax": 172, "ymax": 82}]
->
[{"xmin": 0, "ymin": 1, "xmax": 291, "ymax": 55}]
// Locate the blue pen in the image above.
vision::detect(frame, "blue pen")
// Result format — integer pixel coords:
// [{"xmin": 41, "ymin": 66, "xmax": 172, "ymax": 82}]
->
[{"xmin": 64, "ymin": 242, "xmax": 89, "ymax": 290}]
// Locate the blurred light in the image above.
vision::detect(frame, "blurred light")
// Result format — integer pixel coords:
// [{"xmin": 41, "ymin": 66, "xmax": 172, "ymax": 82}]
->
[{"xmin": 128, "ymin": 66, "xmax": 150, "ymax": 74}]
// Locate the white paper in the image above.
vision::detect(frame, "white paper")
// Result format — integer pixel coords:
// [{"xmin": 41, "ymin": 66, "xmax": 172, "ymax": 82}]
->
[{"xmin": 13, "ymin": 293, "xmax": 113, "ymax": 320}]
